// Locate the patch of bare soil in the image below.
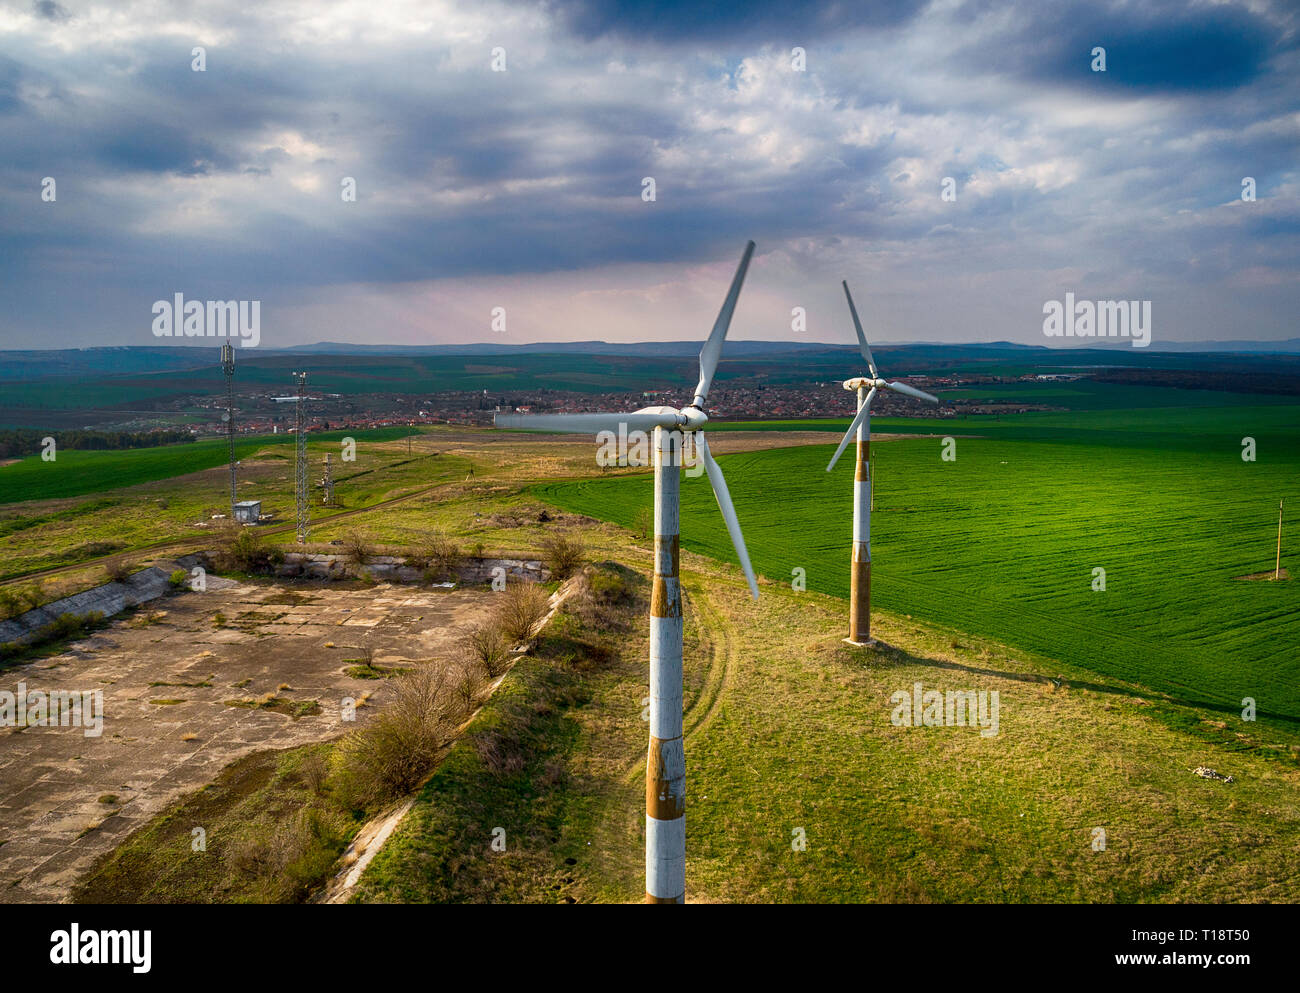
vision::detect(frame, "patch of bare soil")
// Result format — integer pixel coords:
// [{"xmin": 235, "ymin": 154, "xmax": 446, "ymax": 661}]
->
[
  {"xmin": 0, "ymin": 579, "xmax": 498, "ymax": 903},
  {"xmin": 1234, "ymin": 568, "xmax": 1290, "ymax": 581}
]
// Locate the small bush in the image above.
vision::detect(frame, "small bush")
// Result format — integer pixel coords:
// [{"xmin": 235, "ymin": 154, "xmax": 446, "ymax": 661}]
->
[
  {"xmin": 494, "ymin": 582, "xmax": 550, "ymax": 644},
  {"xmin": 335, "ymin": 665, "xmax": 460, "ymax": 807},
  {"xmin": 341, "ymin": 528, "xmax": 371, "ymax": 570},
  {"xmin": 220, "ymin": 527, "xmax": 282, "ymax": 574},
  {"xmin": 0, "ymin": 589, "xmax": 23, "ymax": 621},
  {"xmin": 19, "ymin": 581, "xmax": 45, "ymax": 611},
  {"xmin": 0, "ymin": 611, "xmax": 105, "ymax": 662},
  {"xmin": 451, "ymin": 659, "xmax": 486, "ymax": 712},
  {"xmin": 540, "ymin": 532, "xmax": 585, "ymax": 581},
  {"xmin": 467, "ymin": 624, "xmax": 511, "ymax": 677},
  {"xmin": 421, "ymin": 532, "xmax": 463, "ymax": 582},
  {"xmin": 299, "ymin": 751, "xmax": 329, "ymax": 796},
  {"xmin": 168, "ymin": 569, "xmax": 188, "ymax": 589},
  {"xmin": 105, "ymin": 560, "xmax": 132, "ymax": 583}
]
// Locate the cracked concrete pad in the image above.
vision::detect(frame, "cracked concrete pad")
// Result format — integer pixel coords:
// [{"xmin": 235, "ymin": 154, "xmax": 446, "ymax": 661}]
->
[{"xmin": 0, "ymin": 578, "xmax": 497, "ymax": 903}]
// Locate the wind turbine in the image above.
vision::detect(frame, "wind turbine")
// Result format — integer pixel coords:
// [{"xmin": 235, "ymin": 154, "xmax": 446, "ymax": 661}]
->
[
  {"xmin": 495, "ymin": 240, "xmax": 759, "ymax": 904},
  {"xmin": 825, "ymin": 281, "xmax": 940, "ymax": 646}
]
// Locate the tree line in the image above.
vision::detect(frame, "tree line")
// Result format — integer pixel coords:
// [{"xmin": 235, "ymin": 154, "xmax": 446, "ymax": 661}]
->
[{"xmin": 0, "ymin": 428, "xmax": 196, "ymax": 459}]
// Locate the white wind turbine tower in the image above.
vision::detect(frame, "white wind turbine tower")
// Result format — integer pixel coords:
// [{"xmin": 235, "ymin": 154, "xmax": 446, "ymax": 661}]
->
[
  {"xmin": 495, "ymin": 241, "xmax": 759, "ymax": 904},
  {"xmin": 825, "ymin": 281, "xmax": 940, "ymax": 646}
]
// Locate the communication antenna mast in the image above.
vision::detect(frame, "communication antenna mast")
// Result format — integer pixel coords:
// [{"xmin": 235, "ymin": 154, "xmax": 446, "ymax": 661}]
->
[
  {"xmin": 294, "ymin": 371, "xmax": 309, "ymax": 543},
  {"xmin": 221, "ymin": 343, "xmax": 237, "ymax": 516}
]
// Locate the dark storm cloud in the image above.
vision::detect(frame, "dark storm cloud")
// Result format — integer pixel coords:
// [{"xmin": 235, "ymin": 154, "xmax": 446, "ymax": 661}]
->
[
  {"xmin": 543, "ymin": 0, "xmax": 927, "ymax": 43},
  {"xmin": 32, "ymin": 1, "xmax": 71, "ymax": 23},
  {"xmin": 965, "ymin": 0, "xmax": 1286, "ymax": 93},
  {"xmin": 0, "ymin": 0, "xmax": 1296, "ymax": 346}
]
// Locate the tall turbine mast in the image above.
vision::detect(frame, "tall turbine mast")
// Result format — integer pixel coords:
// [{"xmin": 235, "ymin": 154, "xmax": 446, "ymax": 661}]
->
[
  {"xmin": 496, "ymin": 241, "xmax": 759, "ymax": 903},
  {"xmin": 294, "ymin": 371, "xmax": 309, "ymax": 544},
  {"xmin": 221, "ymin": 343, "xmax": 237, "ymax": 517},
  {"xmin": 826, "ymin": 281, "xmax": 941, "ymax": 645}
]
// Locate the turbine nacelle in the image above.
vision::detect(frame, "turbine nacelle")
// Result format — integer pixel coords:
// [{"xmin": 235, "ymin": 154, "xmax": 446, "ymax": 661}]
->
[
  {"xmin": 627, "ymin": 404, "xmax": 711, "ymax": 432},
  {"xmin": 493, "ymin": 240, "xmax": 758, "ymax": 601},
  {"xmin": 826, "ymin": 281, "xmax": 941, "ymax": 472}
]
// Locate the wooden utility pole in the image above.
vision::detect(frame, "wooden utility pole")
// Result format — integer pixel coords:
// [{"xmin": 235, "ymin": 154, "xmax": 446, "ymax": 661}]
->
[{"xmin": 1277, "ymin": 498, "xmax": 1284, "ymax": 581}]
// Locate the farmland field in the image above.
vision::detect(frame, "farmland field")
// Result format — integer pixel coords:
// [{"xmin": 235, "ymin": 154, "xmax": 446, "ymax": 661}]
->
[
  {"xmin": 0, "ymin": 428, "xmax": 465, "ymax": 581},
  {"xmin": 534, "ymin": 399, "xmax": 1300, "ymax": 727},
  {"xmin": 0, "ymin": 427, "xmax": 417, "ymax": 505}
]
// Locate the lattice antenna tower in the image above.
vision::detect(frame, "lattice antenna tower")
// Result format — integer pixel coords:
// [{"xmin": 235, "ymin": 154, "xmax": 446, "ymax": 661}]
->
[
  {"xmin": 294, "ymin": 371, "xmax": 309, "ymax": 543},
  {"xmin": 221, "ymin": 343, "xmax": 237, "ymax": 516}
]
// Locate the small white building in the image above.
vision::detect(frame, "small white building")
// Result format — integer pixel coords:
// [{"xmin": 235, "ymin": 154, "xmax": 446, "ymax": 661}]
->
[{"xmin": 233, "ymin": 500, "xmax": 262, "ymax": 524}]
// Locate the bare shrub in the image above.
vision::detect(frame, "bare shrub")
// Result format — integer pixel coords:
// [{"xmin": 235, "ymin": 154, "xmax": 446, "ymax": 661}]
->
[
  {"xmin": 494, "ymin": 581, "xmax": 550, "ymax": 644},
  {"xmin": 421, "ymin": 532, "xmax": 463, "ymax": 582},
  {"xmin": 218, "ymin": 526, "xmax": 283, "ymax": 574},
  {"xmin": 335, "ymin": 665, "xmax": 458, "ymax": 807},
  {"xmin": 299, "ymin": 751, "xmax": 329, "ymax": 795},
  {"xmin": 451, "ymin": 659, "xmax": 486, "ymax": 713},
  {"xmin": 467, "ymin": 624, "xmax": 511, "ymax": 677},
  {"xmin": 341, "ymin": 528, "xmax": 371, "ymax": 571},
  {"xmin": 540, "ymin": 532, "xmax": 585, "ymax": 580},
  {"xmin": 104, "ymin": 560, "xmax": 132, "ymax": 583}
]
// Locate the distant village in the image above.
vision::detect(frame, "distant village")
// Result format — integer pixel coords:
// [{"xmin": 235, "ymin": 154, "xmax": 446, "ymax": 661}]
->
[{"xmin": 118, "ymin": 372, "xmax": 1067, "ymax": 441}]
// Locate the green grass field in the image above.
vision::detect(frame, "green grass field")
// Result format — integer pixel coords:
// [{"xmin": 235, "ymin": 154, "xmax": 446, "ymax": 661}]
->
[
  {"xmin": 535, "ymin": 400, "xmax": 1300, "ymax": 728},
  {"xmin": 0, "ymin": 427, "xmax": 418, "ymax": 505},
  {"xmin": 0, "ymin": 428, "xmax": 467, "ymax": 580}
]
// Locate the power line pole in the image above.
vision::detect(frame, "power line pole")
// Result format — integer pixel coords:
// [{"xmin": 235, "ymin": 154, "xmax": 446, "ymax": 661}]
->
[
  {"xmin": 323, "ymin": 452, "xmax": 334, "ymax": 506},
  {"xmin": 294, "ymin": 371, "xmax": 308, "ymax": 544},
  {"xmin": 221, "ymin": 343, "xmax": 237, "ymax": 516},
  {"xmin": 1277, "ymin": 498, "xmax": 1285, "ymax": 581}
]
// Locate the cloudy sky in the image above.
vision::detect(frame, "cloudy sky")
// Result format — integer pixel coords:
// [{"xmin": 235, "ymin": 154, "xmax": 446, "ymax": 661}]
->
[{"xmin": 1, "ymin": 0, "xmax": 1297, "ymax": 351}]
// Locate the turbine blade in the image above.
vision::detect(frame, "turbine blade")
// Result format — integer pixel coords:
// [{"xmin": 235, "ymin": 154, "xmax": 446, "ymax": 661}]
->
[
  {"xmin": 825, "ymin": 387, "xmax": 875, "ymax": 472},
  {"xmin": 842, "ymin": 280, "xmax": 878, "ymax": 379},
  {"xmin": 886, "ymin": 380, "xmax": 940, "ymax": 404},
  {"xmin": 693, "ymin": 240, "xmax": 756, "ymax": 407},
  {"xmin": 695, "ymin": 433, "xmax": 759, "ymax": 600},
  {"xmin": 494, "ymin": 411, "xmax": 677, "ymax": 434}
]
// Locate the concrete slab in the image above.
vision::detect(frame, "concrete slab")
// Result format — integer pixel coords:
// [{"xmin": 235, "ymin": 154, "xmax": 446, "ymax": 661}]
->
[{"xmin": 0, "ymin": 578, "xmax": 498, "ymax": 903}]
